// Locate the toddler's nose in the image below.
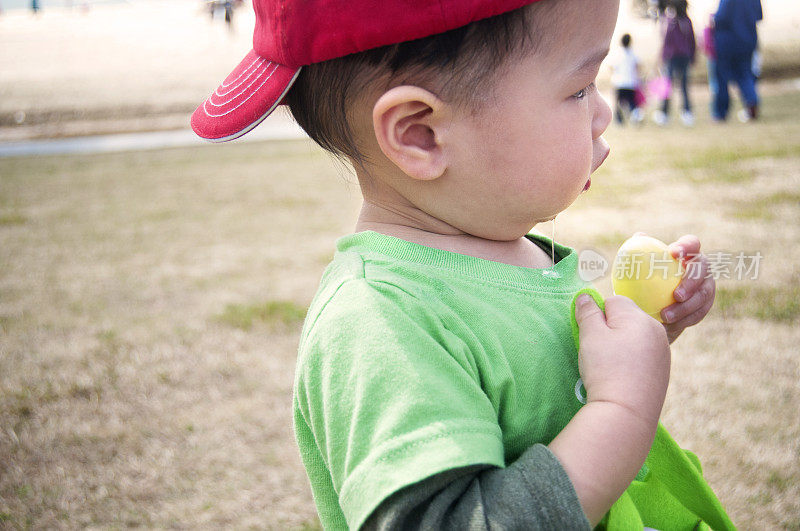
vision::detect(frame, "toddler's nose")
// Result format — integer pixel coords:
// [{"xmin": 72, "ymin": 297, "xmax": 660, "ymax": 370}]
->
[{"xmin": 592, "ymin": 92, "xmax": 613, "ymax": 139}]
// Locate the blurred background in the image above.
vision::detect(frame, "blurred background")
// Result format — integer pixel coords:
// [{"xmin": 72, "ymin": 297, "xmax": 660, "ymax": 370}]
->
[{"xmin": 1, "ymin": 0, "xmax": 799, "ymax": 528}]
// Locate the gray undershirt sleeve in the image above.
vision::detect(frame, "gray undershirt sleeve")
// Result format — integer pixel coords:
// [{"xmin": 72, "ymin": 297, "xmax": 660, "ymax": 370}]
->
[{"xmin": 362, "ymin": 444, "xmax": 591, "ymax": 531}]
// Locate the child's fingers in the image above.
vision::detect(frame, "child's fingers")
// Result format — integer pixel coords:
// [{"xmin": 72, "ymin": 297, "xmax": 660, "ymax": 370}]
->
[
  {"xmin": 668, "ymin": 234, "xmax": 701, "ymax": 262},
  {"xmin": 603, "ymin": 295, "xmax": 648, "ymax": 329},
  {"xmin": 662, "ymin": 276, "xmax": 715, "ymax": 323},
  {"xmin": 664, "ymin": 294, "xmax": 715, "ymax": 330},
  {"xmin": 673, "ymin": 253, "xmax": 710, "ymax": 302}
]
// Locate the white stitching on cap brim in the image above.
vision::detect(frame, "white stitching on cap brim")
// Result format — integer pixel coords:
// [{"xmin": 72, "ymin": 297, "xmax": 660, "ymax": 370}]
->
[
  {"xmin": 202, "ymin": 67, "xmax": 302, "ymax": 143},
  {"xmin": 216, "ymin": 55, "xmax": 266, "ymax": 96},
  {"xmin": 203, "ymin": 62, "xmax": 280, "ymax": 117}
]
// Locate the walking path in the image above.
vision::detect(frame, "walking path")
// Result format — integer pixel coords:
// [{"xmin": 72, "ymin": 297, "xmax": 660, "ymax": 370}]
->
[{"xmin": 0, "ymin": 114, "xmax": 307, "ymax": 158}]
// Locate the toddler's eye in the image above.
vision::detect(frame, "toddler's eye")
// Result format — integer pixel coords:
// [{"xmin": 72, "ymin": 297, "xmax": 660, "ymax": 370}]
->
[{"xmin": 573, "ymin": 82, "xmax": 596, "ymax": 100}]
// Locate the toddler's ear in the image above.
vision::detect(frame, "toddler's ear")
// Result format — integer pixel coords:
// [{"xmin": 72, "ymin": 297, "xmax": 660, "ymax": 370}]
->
[{"xmin": 372, "ymin": 86, "xmax": 451, "ymax": 181}]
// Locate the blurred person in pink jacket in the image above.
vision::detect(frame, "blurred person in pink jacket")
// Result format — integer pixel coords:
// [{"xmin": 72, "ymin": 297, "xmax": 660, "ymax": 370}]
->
[
  {"xmin": 654, "ymin": 0, "xmax": 696, "ymax": 126},
  {"xmin": 700, "ymin": 15, "xmax": 718, "ymax": 116}
]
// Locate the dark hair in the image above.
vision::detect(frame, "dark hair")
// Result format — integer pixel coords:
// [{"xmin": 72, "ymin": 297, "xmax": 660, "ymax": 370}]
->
[
  {"xmin": 621, "ymin": 33, "xmax": 632, "ymax": 48},
  {"xmin": 670, "ymin": 0, "xmax": 688, "ymax": 18},
  {"xmin": 286, "ymin": 5, "xmax": 548, "ymax": 168}
]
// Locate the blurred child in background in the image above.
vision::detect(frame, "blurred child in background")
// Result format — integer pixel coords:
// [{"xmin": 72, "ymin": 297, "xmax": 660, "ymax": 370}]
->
[{"xmin": 611, "ymin": 33, "xmax": 645, "ymax": 125}]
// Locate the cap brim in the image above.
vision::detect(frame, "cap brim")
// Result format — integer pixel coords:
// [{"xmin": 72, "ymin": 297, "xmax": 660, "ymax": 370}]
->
[{"xmin": 191, "ymin": 50, "xmax": 301, "ymax": 142}]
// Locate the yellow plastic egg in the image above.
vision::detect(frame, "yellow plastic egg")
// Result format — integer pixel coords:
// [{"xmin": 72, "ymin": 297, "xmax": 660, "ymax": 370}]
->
[{"xmin": 611, "ymin": 235, "xmax": 683, "ymax": 322}]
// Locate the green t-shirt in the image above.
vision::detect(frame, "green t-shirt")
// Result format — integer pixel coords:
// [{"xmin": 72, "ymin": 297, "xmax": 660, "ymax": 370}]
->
[{"xmin": 293, "ymin": 230, "xmax": 589, "ymax": 529}]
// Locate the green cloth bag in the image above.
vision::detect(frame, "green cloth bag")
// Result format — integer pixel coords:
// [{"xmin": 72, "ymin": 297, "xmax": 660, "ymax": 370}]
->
[{"xmin": 570, "ymin": 288, "xmax": 736, "ymax": 531}]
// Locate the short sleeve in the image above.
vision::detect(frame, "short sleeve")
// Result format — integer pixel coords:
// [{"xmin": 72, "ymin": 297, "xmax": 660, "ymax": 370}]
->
[{"xmin": 294, "ymin": 279, "xmax": 506, "ymax": 530}]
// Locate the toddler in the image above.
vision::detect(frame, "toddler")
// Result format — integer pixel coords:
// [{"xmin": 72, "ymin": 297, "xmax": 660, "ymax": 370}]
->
[
  {"xmin": 611, "ymin": 33, "xmax": 644, "ymax": 125},
  {"xmin": 192, "ymin": 0, "xmax": 730, "ymax": 528}
]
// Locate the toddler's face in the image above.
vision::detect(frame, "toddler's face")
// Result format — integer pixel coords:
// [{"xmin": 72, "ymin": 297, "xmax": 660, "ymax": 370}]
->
[{"xmin": 437, "ymin": 0, "xmax": 619, "ymax": 240}]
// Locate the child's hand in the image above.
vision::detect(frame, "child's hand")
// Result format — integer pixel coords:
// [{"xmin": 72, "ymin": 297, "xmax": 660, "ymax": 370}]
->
[
  {"xmin": 574, "ymin": 294, "xmax": 671, "ymax": 422},
  {"xmin": 554, "ymin": 295, "xmax": 671, "ymax": 524},
  {"xmin": 661, "ymin": 235, "xmax": 716, "ymax": 343}
]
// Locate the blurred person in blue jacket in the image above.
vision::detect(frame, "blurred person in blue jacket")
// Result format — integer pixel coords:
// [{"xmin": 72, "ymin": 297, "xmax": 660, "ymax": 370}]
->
[{"xmin": 713, "ymin": 0, "xmax": 762, "ymax": 121}]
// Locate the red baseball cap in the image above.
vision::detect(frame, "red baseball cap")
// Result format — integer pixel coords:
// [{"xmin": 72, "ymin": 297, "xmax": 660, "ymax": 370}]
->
[{"xmin": 191, "ymin": 0, "xmax": 543, "ymax": 142}]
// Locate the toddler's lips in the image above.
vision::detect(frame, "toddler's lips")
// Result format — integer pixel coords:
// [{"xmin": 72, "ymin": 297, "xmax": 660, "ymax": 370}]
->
[
  {"xmin": 583, "ymin": 178, "xmax": 591, "ymax": 192},
  {"xmin": 591, "ymin": 141, "xmax": 611, "ymax": 173}
]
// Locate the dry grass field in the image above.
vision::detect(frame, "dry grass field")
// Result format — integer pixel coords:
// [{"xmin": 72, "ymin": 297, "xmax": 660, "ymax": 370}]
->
[{"xmin": 2, "ymin": 84, "xmax": 800, "ymax": 531}]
